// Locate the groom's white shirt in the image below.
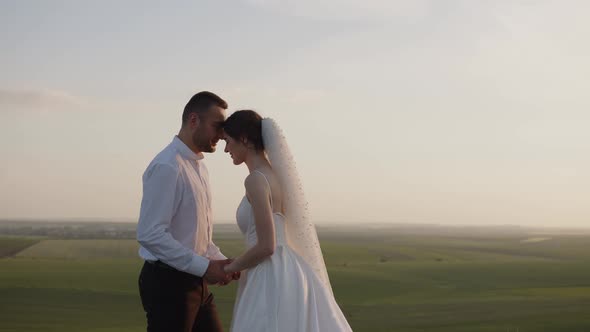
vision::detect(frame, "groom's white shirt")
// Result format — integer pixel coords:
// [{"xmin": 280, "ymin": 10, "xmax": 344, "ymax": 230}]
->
[{"xmin": 137, "ymin": 136, "xmax": 225, "ymax": 277}]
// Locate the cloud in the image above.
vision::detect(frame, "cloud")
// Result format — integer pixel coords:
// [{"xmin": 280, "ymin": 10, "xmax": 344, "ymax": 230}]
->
[
  {"xmin": 0, "ymin": 88, "xmax": 86, "ymax": 112},
  {"xmin": 243, "ymin": 0, "xmax": 430, "ymax": 21}
]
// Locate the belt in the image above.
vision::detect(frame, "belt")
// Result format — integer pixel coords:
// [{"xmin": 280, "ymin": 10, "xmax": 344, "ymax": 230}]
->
[{"xmin": 146, "ymin": 260, "xmax": 177, "ymax": 271}]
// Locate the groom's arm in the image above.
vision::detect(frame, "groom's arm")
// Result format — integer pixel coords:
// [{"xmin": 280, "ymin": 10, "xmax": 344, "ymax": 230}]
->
[{"xmin": 137, "ymin": 162, "xmax": 210, "ymax": 277}]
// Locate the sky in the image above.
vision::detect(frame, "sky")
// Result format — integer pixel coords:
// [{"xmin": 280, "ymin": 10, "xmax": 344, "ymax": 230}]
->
[{"xmin": 1, "ymin": 0, "xmax": 589, "ymax": 227}]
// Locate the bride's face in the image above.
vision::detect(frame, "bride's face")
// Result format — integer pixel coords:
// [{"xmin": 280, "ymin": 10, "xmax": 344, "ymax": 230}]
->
[{"xmin": 223, "ymin": 133, "xmax": 248, "ymax": 165}]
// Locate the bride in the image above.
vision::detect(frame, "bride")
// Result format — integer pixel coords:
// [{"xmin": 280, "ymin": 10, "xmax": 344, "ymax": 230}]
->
[{"xmin": 221, "ymin": 110, "xmax": 352, "ymax": 332}]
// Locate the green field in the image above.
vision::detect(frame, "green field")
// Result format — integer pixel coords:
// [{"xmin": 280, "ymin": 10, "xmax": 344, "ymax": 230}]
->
[
  {"xmin": 0, "ymin": 237, "xmax": 40, "ymax": 258},
  {"xmin": 1, "ymin": 227, "xmax": 590, "ymax": 331}
]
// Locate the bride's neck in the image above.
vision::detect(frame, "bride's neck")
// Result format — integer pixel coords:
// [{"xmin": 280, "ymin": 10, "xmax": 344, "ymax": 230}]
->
[{"xmin": 245, "ymin": 151, "xmax": 270, "ymax": 173}]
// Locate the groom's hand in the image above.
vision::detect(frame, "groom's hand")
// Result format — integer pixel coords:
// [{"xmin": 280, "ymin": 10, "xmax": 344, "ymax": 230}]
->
[{"xmin": 204, "ymin": 259, "xmax": 232, "ymax": 285}]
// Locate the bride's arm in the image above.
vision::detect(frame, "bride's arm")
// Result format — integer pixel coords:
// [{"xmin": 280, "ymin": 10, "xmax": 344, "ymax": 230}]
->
[{"xmin": 224, "ymin": 173, "xmax": 276, "ymax": 273}]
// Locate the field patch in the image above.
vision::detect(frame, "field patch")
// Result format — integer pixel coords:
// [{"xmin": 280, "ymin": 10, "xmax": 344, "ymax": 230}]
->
[
  {"xmin": 16, "ymin": 239, "xmax": 139, "ymax": 260},
  {"xmin": 521, "ymin": 237, "xmax": 552, "ymax": 243},
  {"xmin": 0, "ymin": 237, "xmax": 41, "ymax": 258}
]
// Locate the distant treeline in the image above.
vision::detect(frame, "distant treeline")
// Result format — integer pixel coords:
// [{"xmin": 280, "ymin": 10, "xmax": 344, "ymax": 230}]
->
[
  {"xmin": 1, "ymin": 220, "xmax": 588, "ymax": 239},
  {"xmin": 0, "ymin": 221, "xmax": 243, "ymax": 240},
  {"xmin": 0, "ymin": 221, "xmax": 137, "ymax": 239}
]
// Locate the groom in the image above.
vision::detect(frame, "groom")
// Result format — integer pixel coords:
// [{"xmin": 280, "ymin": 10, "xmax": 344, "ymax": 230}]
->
[{"xmin": 137, "ymin": 91, "xmax": 236, "ymax": 332}]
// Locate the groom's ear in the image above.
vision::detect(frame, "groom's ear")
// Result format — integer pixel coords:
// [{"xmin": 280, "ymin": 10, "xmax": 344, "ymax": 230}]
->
[{"xmin": 188, "ymin": 112, "xmax": 200, "ymax": 129}]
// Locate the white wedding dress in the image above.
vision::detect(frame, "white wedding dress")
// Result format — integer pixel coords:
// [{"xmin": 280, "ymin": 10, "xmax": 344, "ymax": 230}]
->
[{"xmin": 230, "ymin": 171, "xmax": 353, "ymax": 332}]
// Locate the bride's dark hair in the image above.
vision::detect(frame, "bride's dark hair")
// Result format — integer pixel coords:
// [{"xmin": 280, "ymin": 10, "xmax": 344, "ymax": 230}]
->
[{"xmin": 223, "ymin": 110, "xmax": 264, "ymax": 151}]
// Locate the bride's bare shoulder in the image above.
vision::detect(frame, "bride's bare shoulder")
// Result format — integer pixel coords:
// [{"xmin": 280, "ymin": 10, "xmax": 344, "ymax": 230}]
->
[{"xmin": 244, "ymin": 171, "xmax": 270, "ymax": 191}]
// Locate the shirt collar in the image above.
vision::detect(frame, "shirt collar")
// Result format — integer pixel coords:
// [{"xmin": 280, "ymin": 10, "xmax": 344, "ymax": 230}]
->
[{"xmin": 172, "ymin": 136, "xmax": 204, "ymax": 161}]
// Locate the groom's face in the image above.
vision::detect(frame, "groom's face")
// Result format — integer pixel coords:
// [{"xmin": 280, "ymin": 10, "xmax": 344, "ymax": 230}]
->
[{"xmin": 192, "ymin": 105, "xmax": 226, "ymax": 153}]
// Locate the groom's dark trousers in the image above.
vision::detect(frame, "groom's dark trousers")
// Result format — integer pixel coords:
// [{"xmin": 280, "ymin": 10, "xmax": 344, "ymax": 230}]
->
[{"xmin": 139, "ymin": 261, "xmax": 224, "ymax": 332}]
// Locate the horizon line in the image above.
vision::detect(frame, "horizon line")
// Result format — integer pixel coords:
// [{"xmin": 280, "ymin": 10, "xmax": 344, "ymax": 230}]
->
[{"xmin": 1, "ymin": 218, "xmax": 589, "ymax": 230}]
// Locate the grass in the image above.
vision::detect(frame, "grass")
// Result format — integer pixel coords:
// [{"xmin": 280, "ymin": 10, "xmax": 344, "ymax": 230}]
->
[{"xmin": 1, "ymin": 231, "xmax": 590, "ymax": 331}]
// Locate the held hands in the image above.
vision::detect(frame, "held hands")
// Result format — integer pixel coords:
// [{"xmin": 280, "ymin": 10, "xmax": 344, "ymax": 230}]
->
[
  {"xmin": 225, "ymin": 261, "xmax": 241, "ymax": 282},
  {"xmin": 203, "ymin": 259, "xmax": 241, "ymax": 286},
  {"xmin": 204, "ymin": 259, "xmax": 232, "ymax": 285}
]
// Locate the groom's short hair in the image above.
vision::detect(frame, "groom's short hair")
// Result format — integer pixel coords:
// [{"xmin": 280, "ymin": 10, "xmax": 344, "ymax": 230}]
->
[{"xmin": 182, "ymin": 91, "xmax": 228, "ymax": 124}]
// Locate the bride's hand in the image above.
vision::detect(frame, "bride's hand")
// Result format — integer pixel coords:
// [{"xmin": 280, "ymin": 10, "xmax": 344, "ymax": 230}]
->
[
  {"xmin": 223, "ymin": 263, "xmax": 241, "ymax": 280},
  {"xmin": 223, "ymin": 259, "xmax": 235, "ymax": 273}
]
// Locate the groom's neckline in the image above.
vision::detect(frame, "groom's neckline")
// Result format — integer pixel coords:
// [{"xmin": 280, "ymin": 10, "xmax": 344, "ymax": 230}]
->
[{"xmin": 172, "ymin": 136, "xmax": 204, "ymax": 161}]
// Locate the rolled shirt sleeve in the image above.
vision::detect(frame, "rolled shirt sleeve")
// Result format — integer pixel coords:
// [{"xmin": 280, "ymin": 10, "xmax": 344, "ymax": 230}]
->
[{"xmin": 206, "ymin": 242, "xmax": 227, "ymax": 260}]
